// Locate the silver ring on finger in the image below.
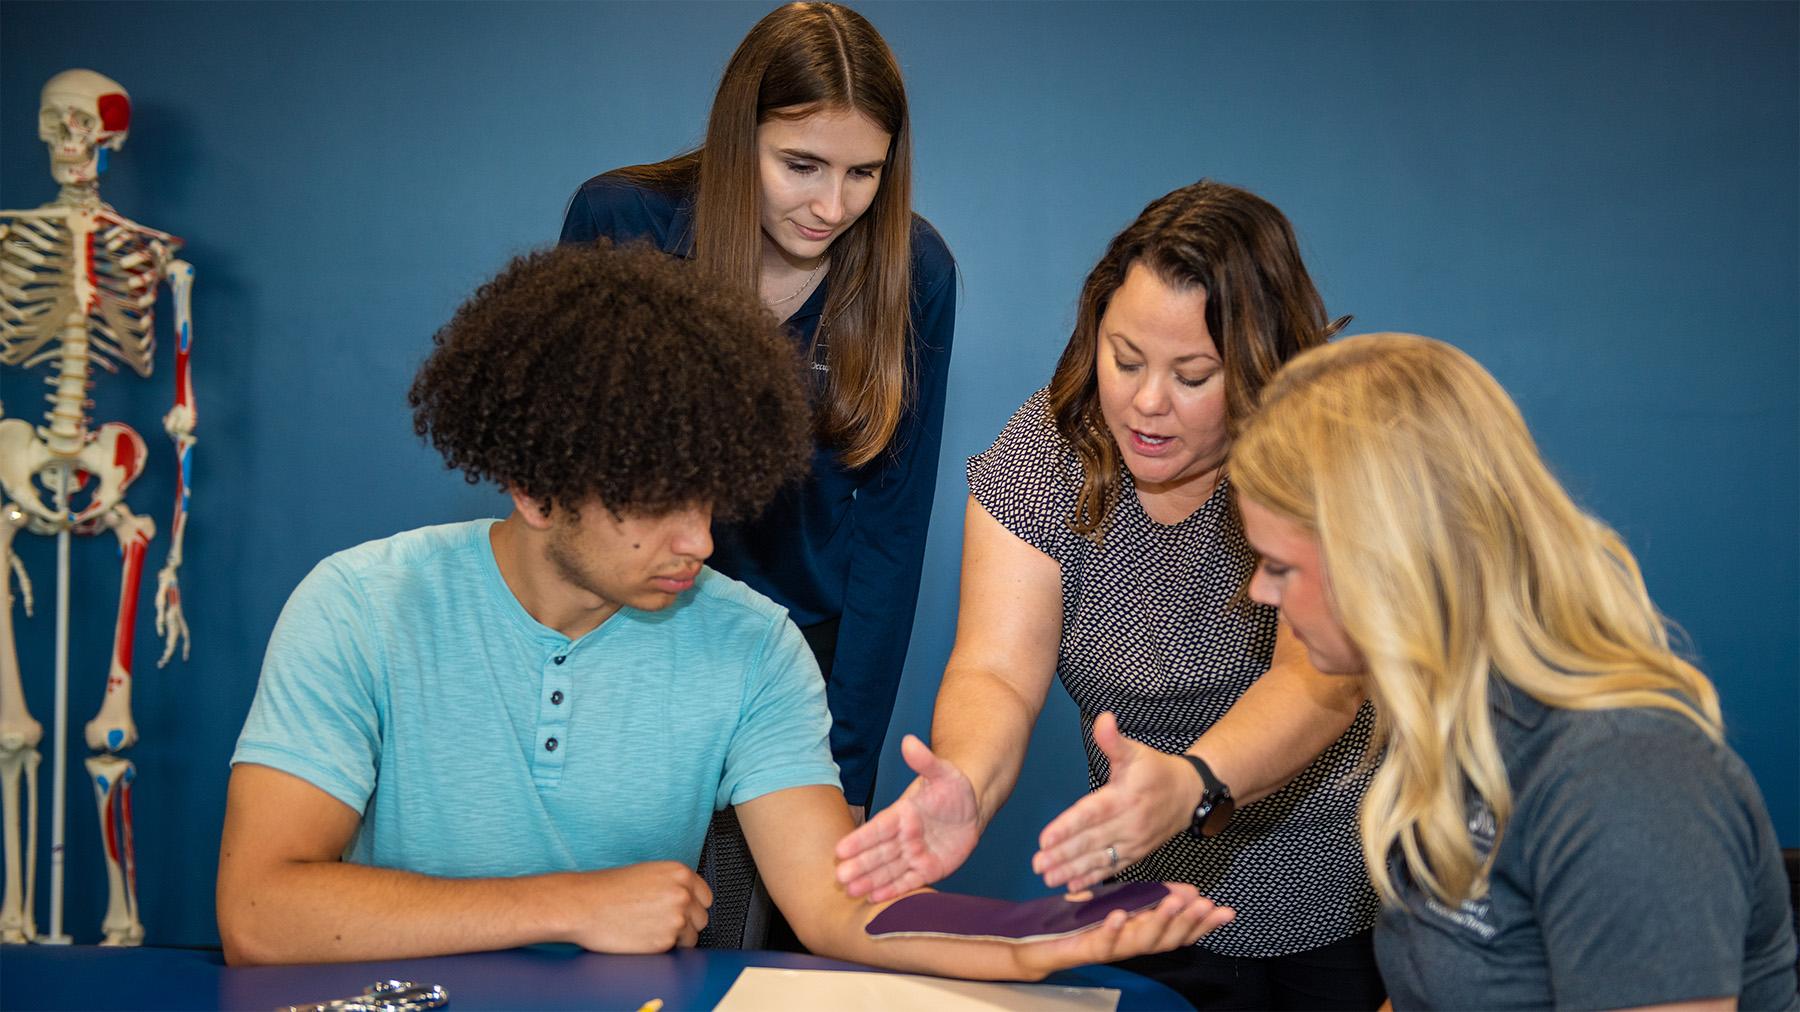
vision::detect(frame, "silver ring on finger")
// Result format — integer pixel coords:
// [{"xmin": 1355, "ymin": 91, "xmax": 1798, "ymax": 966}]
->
[{"xmin": 1105, "ymin": 844, "xmax": 1120, "ymax": 870}]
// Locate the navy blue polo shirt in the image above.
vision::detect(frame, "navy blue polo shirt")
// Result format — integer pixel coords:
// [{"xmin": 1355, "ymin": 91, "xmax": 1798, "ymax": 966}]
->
[{"xmin": 560, "ymin": 174, "xmax": 957, "ymax": 806}]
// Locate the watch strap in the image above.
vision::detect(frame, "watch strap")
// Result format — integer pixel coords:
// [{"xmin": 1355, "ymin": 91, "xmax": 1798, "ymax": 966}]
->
[{"xmin": 1181, "ymin": 754, "xmax": 1235, "ymax": 838}]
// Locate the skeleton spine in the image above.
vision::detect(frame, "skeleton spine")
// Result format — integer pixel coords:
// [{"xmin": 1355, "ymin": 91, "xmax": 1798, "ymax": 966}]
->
[{"xmin": 44, "ymin": 214, "xmax": 96, "ymax": 459}]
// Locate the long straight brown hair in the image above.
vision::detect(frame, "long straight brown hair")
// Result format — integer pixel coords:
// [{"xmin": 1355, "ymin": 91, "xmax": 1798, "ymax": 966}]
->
[
  {"xmin": 612, "ymin": 2, "xmax": 914, "ymax": 468},
  {"xmin": 1047, "ymin": 180, "xmax": 1344, "ymax": 539}
]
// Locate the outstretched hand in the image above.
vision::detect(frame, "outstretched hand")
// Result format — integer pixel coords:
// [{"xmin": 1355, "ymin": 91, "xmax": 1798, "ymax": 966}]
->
[
  {"xmin": 834, "ymin": 734, "xmax": 981, "ymax": 902},
  {"xmin": 1033, "ymin": 713, "xmax": 1199, "ymax": 892},
  {"xmin": 1011, "ymin": 884, "xmax": 1234, "ymax": 979}
]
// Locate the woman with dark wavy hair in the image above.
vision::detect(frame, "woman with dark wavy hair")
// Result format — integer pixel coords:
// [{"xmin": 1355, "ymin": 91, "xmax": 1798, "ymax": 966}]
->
[
  {"xmin": 559, "ymin": 1, "xmax": 955, "ymax": 948},
  {"xmin": 838, "ymin": 180, "xmax": 1384, "ymax": 1008}
]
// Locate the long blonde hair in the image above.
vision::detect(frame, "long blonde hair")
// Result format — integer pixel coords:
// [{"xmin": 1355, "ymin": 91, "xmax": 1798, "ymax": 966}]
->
[
  {"xmin": 612, "ymin": 2, "xmax": 914, "ymax": 468},
  {"xmin": 1231, "ymin": 333, "xmax": 1722, "ymax": 907}
]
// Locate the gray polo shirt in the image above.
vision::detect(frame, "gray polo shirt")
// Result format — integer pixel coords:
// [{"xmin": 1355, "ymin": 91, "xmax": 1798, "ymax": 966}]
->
[{"xmin": 1375, "ymin": 679, "xmax": 1797, "ymax": 1010}]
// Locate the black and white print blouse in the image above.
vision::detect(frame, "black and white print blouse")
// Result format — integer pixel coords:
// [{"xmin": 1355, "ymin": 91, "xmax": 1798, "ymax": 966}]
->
[{"xmin": 967, "ymin": 390, "xmax": 1380, "ymax": 958}]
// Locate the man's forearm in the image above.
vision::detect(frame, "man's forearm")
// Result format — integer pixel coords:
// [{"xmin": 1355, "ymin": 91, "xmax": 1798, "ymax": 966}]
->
[
  {"xmin": 218, "ymin": 860, "xmax": 578, "ymax": 965},
  {"xmin": 802, "ymin": 883, "xmax": 1228, "ymax": 983},
  {"xmin": 1189, "ymin": 659, "xmax": 1364, "ymax": 806},
  {"xmin": 802, "ymin": 890, "xmax": 1041, "ymax": 981}
]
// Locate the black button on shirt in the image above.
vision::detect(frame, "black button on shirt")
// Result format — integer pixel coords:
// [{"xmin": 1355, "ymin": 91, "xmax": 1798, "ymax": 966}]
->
[
  {"xmin": 544, "ymin": 737, "xmax": 558, "ymax": 752},
  {"xmin": 550, "ymin": 690, "xmax": 563, "ymax": 705}
]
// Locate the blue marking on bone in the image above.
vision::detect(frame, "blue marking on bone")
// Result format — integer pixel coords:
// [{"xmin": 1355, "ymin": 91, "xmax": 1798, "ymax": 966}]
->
[
  {"xmin": 123, "ymin": 766, "xmax": 136, "ymax": 783},
  {"xmin": 180, "ymin": 320, "xmax": 190, "ymax": 351},
  {"xmin": 107, "ymin": 729, "xmax": 123, "ymax": 749},
  {"xmin": 96, "ymin": 775, "xmax": 110, "ymax": 793}
]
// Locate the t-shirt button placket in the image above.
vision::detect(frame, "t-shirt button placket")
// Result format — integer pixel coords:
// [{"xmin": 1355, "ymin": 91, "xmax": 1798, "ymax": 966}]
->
[{"xmin": 534, "ymin": 646, "xmax": 573, "ymax": 784}]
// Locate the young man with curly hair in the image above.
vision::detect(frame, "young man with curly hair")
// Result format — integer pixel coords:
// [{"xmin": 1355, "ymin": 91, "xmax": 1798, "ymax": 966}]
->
[{"xmin": 215, "ymin": 242, "xmax": 1230, "ymax": 975}]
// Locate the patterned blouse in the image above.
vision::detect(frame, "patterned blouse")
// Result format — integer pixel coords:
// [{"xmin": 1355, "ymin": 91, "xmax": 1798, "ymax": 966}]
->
[{"xmin": 967, "ymin": 390, "xmax": 1379, "ymax": 958}]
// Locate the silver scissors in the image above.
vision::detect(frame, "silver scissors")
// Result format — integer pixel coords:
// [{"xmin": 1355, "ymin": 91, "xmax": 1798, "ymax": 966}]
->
[{"xmin": 278, "ymin": 979, "xmax": 449, "ymax": 1012}]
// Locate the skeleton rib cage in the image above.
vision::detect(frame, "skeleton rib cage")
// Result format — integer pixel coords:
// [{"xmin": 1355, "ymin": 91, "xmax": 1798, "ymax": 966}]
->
[{"xmin": 1, "ymin": 207, "xmax": 175, "ymax": 384}]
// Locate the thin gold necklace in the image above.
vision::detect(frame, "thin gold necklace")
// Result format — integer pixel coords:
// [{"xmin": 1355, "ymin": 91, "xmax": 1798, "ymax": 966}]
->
[{"xmin": 768, "ymin": 257, "xmax": 826, "ymax": 307}]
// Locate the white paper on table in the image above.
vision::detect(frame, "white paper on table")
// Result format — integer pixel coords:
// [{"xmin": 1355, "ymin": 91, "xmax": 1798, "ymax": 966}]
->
[{"xmin": 712, "ymin": 967, "xmax": 1121, "ymax": 1011}]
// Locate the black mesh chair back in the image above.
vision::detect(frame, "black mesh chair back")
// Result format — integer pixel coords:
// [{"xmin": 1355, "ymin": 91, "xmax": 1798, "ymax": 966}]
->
[{"xmin": 695, "ymin": 806, "xmax": 772, "ymax": 950}]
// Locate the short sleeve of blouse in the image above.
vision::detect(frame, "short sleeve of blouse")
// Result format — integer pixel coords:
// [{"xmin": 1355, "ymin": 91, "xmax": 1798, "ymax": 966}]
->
[{"xmin": 966, "ymin": 389, "xmax": 1084, "ymax": 562}]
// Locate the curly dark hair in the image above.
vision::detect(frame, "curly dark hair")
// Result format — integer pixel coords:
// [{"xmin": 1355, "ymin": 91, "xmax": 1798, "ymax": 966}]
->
[{"xmin": 409, "ymin": 241, "xmax": 813, "ymax": 521}]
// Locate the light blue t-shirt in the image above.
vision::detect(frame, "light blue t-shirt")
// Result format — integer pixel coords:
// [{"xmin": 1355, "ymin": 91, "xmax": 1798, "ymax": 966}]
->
[{"xmin": 232, "ymin": 520, "xmax": 841, "ymax": 878}]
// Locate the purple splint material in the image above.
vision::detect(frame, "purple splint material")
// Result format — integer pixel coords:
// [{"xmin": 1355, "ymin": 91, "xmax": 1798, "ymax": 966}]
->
[{"xmin": 863, "ymin": 880, "xmax": 1172, "ymax": 943}]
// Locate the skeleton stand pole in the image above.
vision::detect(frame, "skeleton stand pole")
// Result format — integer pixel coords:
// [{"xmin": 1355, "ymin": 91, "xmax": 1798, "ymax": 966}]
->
[{"xmin": 44, "ymin": 463, "xmax": 72, "ymax": 944}]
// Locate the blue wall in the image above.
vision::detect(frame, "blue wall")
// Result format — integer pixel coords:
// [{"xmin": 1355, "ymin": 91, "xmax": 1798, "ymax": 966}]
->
[{"xmin": 2, "ymin": 1, "xmax": 1794, "ymax": 948}]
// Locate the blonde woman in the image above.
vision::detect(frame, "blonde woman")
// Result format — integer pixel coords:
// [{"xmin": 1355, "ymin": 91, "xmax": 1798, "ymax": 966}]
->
[{"xmin": 1232, "ymin": 333, "xmax": 1798, "ymax": 1010}]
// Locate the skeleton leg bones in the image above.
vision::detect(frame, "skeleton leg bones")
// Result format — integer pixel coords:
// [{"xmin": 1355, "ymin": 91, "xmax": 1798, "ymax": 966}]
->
[
  {"xmin": 76, "ymin": 505, "xmax": 153, "ymax": 946},
  {"xmin": 84, "ymin": 505, "xmax": 153, "ymax": 755},
  {"xmin": 83, "ymin": 753, "xmax": 138, "ymax": 945},
  {"xmin": 0, "ymin": 405, "xmax": 154, "ymax": 944},
  {"xmin": 1, "ymin": 503, "xmax": 42, "ymax": 942}
]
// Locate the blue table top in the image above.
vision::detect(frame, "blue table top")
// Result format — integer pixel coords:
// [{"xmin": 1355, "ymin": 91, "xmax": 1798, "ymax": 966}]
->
[{"xmin": 0, "ymin": 943, "xmax": 1191, "ymax": 1010}]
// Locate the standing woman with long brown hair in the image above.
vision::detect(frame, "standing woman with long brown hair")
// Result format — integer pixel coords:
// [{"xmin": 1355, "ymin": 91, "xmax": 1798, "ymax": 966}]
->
[{"xmin": 559, "ymin": 2, "xmax": 954, "ymax": 948}]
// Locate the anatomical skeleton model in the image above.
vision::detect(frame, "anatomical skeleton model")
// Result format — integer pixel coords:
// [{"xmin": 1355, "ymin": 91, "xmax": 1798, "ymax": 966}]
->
[{"xmin": 0, "ymin": 69, "xmax": 196, "ymax": 946}]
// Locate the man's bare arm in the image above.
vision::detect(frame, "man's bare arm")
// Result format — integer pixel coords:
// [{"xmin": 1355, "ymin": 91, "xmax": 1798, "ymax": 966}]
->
[
  {"xmin": 216, "ymin": 764, "xmax": 711, "ymax": 965},
  {"xmin": 747, "ymin": 784, "xmax": 1233, "ymax": 981}
]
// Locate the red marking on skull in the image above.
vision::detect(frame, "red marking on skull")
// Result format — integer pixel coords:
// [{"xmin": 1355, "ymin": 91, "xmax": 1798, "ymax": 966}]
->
[{"xmin": 97, "ymin": 92, "xmax": 130, "ymax": 132}]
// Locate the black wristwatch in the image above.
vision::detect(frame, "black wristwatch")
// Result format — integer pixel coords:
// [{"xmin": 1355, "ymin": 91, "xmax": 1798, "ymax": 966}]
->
[{"xmin": 1181, "ymin": 755, "xmax": 1235, "ymax": 838}]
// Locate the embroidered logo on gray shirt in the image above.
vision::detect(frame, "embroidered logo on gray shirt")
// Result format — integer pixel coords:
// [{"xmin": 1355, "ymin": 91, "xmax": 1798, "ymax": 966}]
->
[{"xmin": 1423, "ymin": 800, "xmax": 1499, "ymax": 940}]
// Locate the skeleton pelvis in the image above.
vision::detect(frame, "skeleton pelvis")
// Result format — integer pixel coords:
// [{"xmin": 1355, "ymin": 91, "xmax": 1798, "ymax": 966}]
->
[{"xmin": 0, "ymin": 419, "xmax": 147, "ymax": 528}]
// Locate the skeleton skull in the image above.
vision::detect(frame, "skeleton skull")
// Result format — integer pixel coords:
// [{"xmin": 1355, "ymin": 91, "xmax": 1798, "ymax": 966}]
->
[{"xmin": 38, "ymin": 69, "xmax": 131, "ymax": 187}]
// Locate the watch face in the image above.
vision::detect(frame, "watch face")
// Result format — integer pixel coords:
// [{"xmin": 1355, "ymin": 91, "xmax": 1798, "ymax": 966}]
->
[
  {"xmin": 1200, "ymin": 794, "xmax": 1236, "ymax": 836},
  {"xmin": 1183, "ymin": 755, "xmax": 1235, "ymax": 838}
]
